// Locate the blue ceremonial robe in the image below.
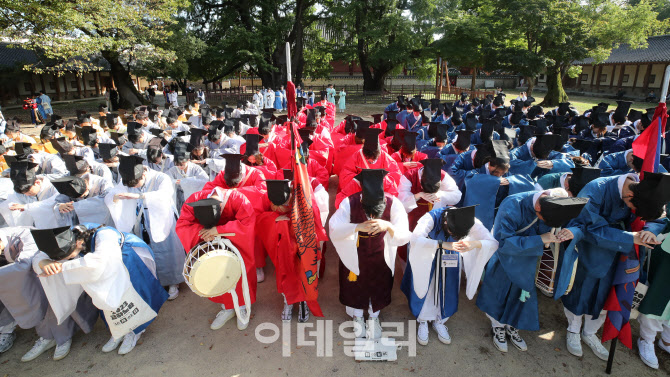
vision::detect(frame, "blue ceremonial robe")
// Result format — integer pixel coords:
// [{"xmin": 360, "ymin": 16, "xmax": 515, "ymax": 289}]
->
[
  {"xmin": 447, "ymin": 150, "xmax": 475, "ymax": 191},
  {"xmin": 509, "ymin": 143, "xmax": 575, "ymax": 177},
  {"xmin": 598, "ymin": 151, "xmax": 632, "ymax": 177},
  {"xmin": 401, "ymin": 208, "xmax": 460, "ymax": 318},
  {"xmin": 463, "ymin": 173, "xmax": 535, "ymax": 230},
  {"xmin": 384, "ymin": 103, "xmax": 400, "ymax": 119},
  {"xmin": 475, "ymin": 192, "xmax": 553, "ymax": 330},
  {"xmin": 273, "ymin": 91, "xmax": 282, "ymax": 110},
  {"xmin": 561, "ymin": 177, "xmax": 665, "ymax": 317},
  {"xmin": 88, "ymin": 224, "xmax": 169, "ymax": 335}
]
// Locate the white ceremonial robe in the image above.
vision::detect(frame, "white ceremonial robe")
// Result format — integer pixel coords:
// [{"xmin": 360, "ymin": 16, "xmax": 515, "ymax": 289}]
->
[
  {"xmin": 397, "ymin": 169, "xmax": 462, "ymax": 213},
  {"xmin": 0, "ymin": 178, "xmax": 58, "ymax": 227}
]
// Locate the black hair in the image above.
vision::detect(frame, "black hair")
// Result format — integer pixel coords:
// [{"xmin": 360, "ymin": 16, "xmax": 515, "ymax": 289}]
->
[
  {"xmin": 567, "ymin": 175, "xmax": 582, "ymax": 197},
  {"xmin": 73, "ymin": 224, "xmax": 105, "ymax": 254},
  {"xmin": 128, "ymin": 134, "xmax": 141, "ymax": 144},
  {"xmin": 242, "ymin": 153, "xmax": 265, "ymax": 167},
  {"xmin": 13, "ymin": 182, "xmax": 35, "ymax": 194},
  {"xmin": 224, "ymin": 172, "xmax": 243, "ymax": 188},
  {"xmin": 362, "ymin": 202, "xmax": 385, "ymax": 219},
  {"xmin": 488, "ymin": 157, "xmax": 510, "ymax": 171},
  {"xmin": 630, "ymin": 182, "xmax": 665, "ymax": 221},
  {"xmin": 570, "ymin": 155, "xmax": 590, "ymax": 167},
  {"xmin": 123, "ymin": 177, "xmax": 142, "ymax": 188},
  {"xmin": 362, "ymin": 146, "xmax": 381, "ymax": 161},
  {"xmin": 147, "ymin": 146, "xmax": 163, "ymax": 164}
]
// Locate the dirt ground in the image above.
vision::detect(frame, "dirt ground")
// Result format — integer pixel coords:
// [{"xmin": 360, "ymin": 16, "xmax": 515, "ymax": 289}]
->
[{"xmin": 0, "ymin": 100, "xmax": 668, "ymax": 377}]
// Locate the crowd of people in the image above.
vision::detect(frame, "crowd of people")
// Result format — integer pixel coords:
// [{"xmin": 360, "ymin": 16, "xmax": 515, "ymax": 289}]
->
[{"xmin": 0, "ymin": 89, "xmax": 668, "ymax": 372}]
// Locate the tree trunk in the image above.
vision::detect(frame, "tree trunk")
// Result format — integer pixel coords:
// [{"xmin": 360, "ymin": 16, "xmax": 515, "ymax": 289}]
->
[
  {"xmin": 525, "ymin": 75, "xmax": 535, "ymax": 96},
  {"xmin": 540, "ymin": 65, "xmax": 569, "ymax": 107},
  {"xmin": 176, "ymin": 79, "xmax": 188, "ymax": 95},
  {"xmin": 470, "ymin": 67, "xmax": 477, "ymax": 92},
  {"xmin": 101, "ymin": 51, "xmax": 146, "ymax": 108},
  {"xmin": 363, "ymin": 72, "xmax": 386, "ymax": 91}
]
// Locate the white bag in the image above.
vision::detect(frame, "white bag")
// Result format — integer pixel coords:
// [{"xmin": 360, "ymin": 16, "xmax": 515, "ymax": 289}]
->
[{"xmin": 103, "ymin": 286, "xmax": 157, "ymax": 340}]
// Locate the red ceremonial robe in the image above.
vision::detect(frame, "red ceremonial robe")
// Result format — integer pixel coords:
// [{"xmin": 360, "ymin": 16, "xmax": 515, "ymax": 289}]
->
[
  {"xmin": 391, "ymin": 150, "xmax": 429, "ymax": 175},
  {"xmin": 338, "ymin": 149, "xmax": 402, "ymax": 192},
  {"xmin": 176, "ymin": 189, "xmax": 257, "ymax": 308},
  {"xmin": 255, "ymin": 195, "xmax": 328, "ymax": 305}
]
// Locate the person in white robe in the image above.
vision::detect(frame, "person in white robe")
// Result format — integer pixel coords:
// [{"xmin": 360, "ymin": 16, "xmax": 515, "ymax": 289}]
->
[
  {"xmin": 0, "ymin": 226, "xmax": 98, "ymax": 362},
  {"xmin": 47, "ymin": 176, "xmax": 113, "ymax": 227},
  {"xmin": 31, "ymin": 224, "xmax": 168, "ymax": 355},
  {"xmin": 104, "ymin": 155, "xmax": 185, "ymax": 300},
  {"xmin": 165, "ymin": 141, "xmax": 209, "ymax": 212},
  {"xmin": 329, "ymin": 169, "xmax": 411, "ymax": 339},
  {"xmin": 403, "ymin": 206, "xmax": 497, "ymax": 345},
  {"xmin": 0, "ymin": 162, "xmax": 58, "ymax": 227}
]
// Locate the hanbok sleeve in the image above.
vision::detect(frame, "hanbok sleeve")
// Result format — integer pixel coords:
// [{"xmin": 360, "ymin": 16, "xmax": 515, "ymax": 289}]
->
[
  {"xmin": 436, "ymin": 173, "xmax": 462, "ymax": 207},
  {"xmin": 143, "ymin": 173, "xmax": 176, "ymax": 242},
  {"xmin": 328, "ymin": 197, "xmax": 359, "ymax": 275},
  {"xmin": 408, "ymin": 213, "xmax": 439, "ymax": 298},
  {"xmin": 461, "ymin": 220, "xmax": 498, "ymax": 299},
  {"xmin": 397, "ymin": 174, "xmax": 417, "ymax": 212}
]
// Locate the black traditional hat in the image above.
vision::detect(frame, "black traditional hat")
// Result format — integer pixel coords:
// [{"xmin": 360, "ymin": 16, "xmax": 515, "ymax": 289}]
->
[
  {"xmin": 454, "ymin": 130, "xmax": 473, "ymax": 151},
  {"xmin": 613, "ymin": 100, "xmax": 633, "ymax": 123},
  {"xmin": 266, "ymin": 179, "xmax": 291, "ymax": 206},
  {"xmin": 557, "ymin": 102, "xmax": 571, "ymax": 116},
  {"xmin": 363, "ymin": 128, "xmax": 384, "ymax": 152},
  {"xmin": 445, "ymin": 205, "xmax": 476, "ymax": 238},
  {"xmin": 118, "ymin": 155, "xmax": 145, "ymax": 182},
  {"xmin": 480, "ymin": 119, "xmax": 497, "ymax": 142},
  {"xmin": 533, "ymin": 134, "xmax": 561, "ymax": 158},
  {"xmin": 593, "ymin": 112, "xmax": 610, "ymax": 129},
  {"xmin": 523, "ymin": 97, "xmax": 535, "ymax": 108},
  {"xmin": 531, "ymin": 118, "xmax": 549, "ymax": 134},
  {"xmin": 354, "ymin": 169, "xmax": 389, "ymax": 207},
  {"xmin": 355, "ymin": 120, "xmax": 372, "ymax": 139},
  {"xmin": 571, "ymin": 139, "xmax": 595, "ymax": 155},
  {"xmin": 490, "ymin": 140, "xmax": 510, "ymax": 163},
  {"xmin": 627, "ymin": 109, "xmax": 643, "ymax": 123},
  {"xmin": 384, "ymin": 119, "xmax": 399, "ymax": 137},
  {"xmin": 243, "ymin": 134, "xmax": 262, "ymax": 156},
  {"xmin": 554, "ymin": 126, "xmax": 572, "ymax": 145},
  {"xmin": 568, "ymin": 167, "xmax": 600, "ymax": 195},
  {"xmin": 51, "ymin": 176, "xmax": 87, "ymax": 198},
  {"xmin": 430, "ymin": 99, "xmax": 441, "ymax": 111},
  {"xmin": 40, "ymin": 124, "xmax": 58, "ymax": 140},
  {"xmin": 451, "ymin": 109, "xmax": 463, "ymax": 125},
  {"xmin": 188, "ymin": 128, "xmax": 208, "ymax": 149},
  {"xmin": 419, "ymin": 158, "xmax": 443, "ymax": 191},
  {"xmin": 527, "ymin": 105, "xmax": 543, "ymax": 120},
  {"xmin": 401, "ymin": 131, "xmax": 418, "ymax": 152},
  {"xmin": 10, "ymin": 161, "xmax": 39, "ymax": 187},
  {"xmin": 187, "ymin": 198, "xmax": 222, "ymax": 229},
  {"xmin": 30, "ymin": 227, "xmax": 76, "ymax": 261},
  {"xmin": 14, "ymin": 142, "xmax": 33, "ymax": 156},
  {"xmin": 149, "ymin": 128, "xmax": 165, "ymax": 138},
  {"xmin": 173, "ymin": 141, "xmax": 190, "ymax": 163},
  {"xmin": 62, "ymin": 154, "xmax": 88, "ymax": 175},
  {"xmin": 126, "ymin": 122, "xmax": 142, "ymax": 136},
  {"xmin": 5, "ymin": 120, "xmax": 20, "ymax": 133},
  {"xmin": 98, "ymin": 143, "xmax": 118, "ymax": 161},
  {"xmin": 371, "ymin": 114, "xmax": 384, "ymax": 124},
  {"xmin": 539, "ymin": 197, "xmax": 589, "ymax": 228},
  {"xmin": 223, "ymin": 154, "xmax": 244, "ymax": 176},
  {"xmin": 635, "ymin": 172, "xmax": 670, "ymax": 211},
  {"xmin": 464, "ymin": 114, "xmax": 478, "ymax": 131},
  {"xmin": 435, "ymin": 123, "xmax": 450, "ymax": 142},
  {"xmin": 574, "ymin": 116, "xmax": 591, "ymax": 135},
  {"xmin": 387, "ymin": 111, "xmax": 399, "ymax": 121},
  {"xmin": 80, "ymin": 126, "xmax": 97, "ymax": 146},
  {"xmin": 510, "ymin": 111, "xmax": 524, "ymax": 125}
]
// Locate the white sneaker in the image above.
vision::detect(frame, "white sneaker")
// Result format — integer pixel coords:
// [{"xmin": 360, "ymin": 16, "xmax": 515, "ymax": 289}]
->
[
  {"xmin": 506, "ymin": 326, "xmax": 528, "ymax": 351},
  {"xmin": 366, "ymin": 317, "xmax": 382, "ymax": 340},
  {"xmin": 297, "ymin": 302, "xmax": 309, "ymax": 323},
  {"xmin": 256, "ymin": 268, "xmax": 265, "ymax": 283},
  {"xmin": 0, "ymin": 333, "xmax": 16, "ymax": 353},
  {"xmin": 21, "ymin": 337, "xmax": 56, "ymax": 362},
  {"xmin": 638, "ymin": 338, "xmax": 659, "ymax": 369},
  {"xmin": 237, "ymin": 307, "xmax": 249, "ymax": 330},
  {"xmin": 211, "ymin": 309, "xmax": 235, "ymax": 330},
  {"xmin": 432, "ymin": 322, "xmax": 451, "ymax": 345},
  {"xmin": 101, "ymin": 336, "xmax": 123, "ymax": 353},
  {"xmin": 118, "ymin": 332, "xmax": 142, "ymax": 355},
  {"xmin": 492, "ymin": 327, "xmax": 508, "ymax": 353},
  {"xmin": 53, "ymin": 339, "xmax": 71, "ymax": 360},
  {"xmin": 281, "ymin": 303, "xmax": 293, "ymax": 322},
  {"xmin": 352, "ymin": 316, "xmax": 365, "ymax": 338},
  {"xmin": 167, "ymin": 285, "xmax": 179, "ymax": 301},
  {"xmin": 417, "ymin": 321, "xmax": 429, "ymax": 346},
  {"xmin": 659, "ymin": 338, "xmax": 670, "ymax": 355},
  {"xmin": 581, "ymin": 333, "xmax": 609, "ymax": 361},
  {"xmin": 566, "ymin": 331, "xmax": 583, "ymax": 357}
]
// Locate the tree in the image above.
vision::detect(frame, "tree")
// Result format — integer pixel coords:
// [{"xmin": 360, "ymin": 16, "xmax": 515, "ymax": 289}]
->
[
  {"xmin": 187, "ymin": 0, "xmax": 329, "ymax": 89},
  {"xmin": 0, "ymin": 0, "xmax": 187, "ymax": 108},
  {"xmin": 325, "ymin": 0, "xmax": 439, "ymax": 91},
  {"xmin": 493, "ymin": 0, "xmax": 662, "ymax": 106}
]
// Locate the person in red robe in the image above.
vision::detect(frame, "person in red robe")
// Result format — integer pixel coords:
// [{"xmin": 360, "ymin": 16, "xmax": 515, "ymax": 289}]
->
[
  {"xmin": 175, "ymin": 188, "xmax": 257, "ymax": 331},
  {"xmin": 391, "ymin": 130, "xmax": 428, "ymax": 175},
  {"xmin": 241, "ymin": 134, "xmax": 277, "ymax": 180},
  {"xmin": 333, "ymin": 120, "xmax": 367, "ymax": 177},
  {"xmin": 299, "ymin": 124, "xmax": 334, "ymax": 175},
  {"xmin": 255, "ymin": 179, "xmax": 328, "ymax": 322},
  {"xmin": 338, "ymin": 128, "xmax": 401, "ymax": 193},
  {"xmin": 297, "ymin": 137, "xmax": 330, "ymax": 190},
  {"xmin": 203, "ymin": 154, "xmax": 267, "ymax": 193}
]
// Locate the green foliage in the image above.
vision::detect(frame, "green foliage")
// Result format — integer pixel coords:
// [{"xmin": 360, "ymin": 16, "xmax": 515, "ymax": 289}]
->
[{"xmin": 0, "ymin": 0, "xmax": 188, "ymax": 75}]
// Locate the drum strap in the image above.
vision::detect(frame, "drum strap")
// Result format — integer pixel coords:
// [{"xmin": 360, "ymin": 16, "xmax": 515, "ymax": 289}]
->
[{"xmin": 516, "ymin": 218, "xmax": 538, "ymax": 234}]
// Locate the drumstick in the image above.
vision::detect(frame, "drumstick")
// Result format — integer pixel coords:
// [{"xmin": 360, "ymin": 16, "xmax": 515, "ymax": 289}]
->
[{"xmin": 216, "ymin": 233, "xmax": 236, "ymax": 237}]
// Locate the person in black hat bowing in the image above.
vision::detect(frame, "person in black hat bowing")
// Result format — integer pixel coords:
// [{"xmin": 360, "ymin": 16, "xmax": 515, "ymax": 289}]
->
[{"xmin": 329, "ymin": 169, "xmax": 411, "ymax": 340}]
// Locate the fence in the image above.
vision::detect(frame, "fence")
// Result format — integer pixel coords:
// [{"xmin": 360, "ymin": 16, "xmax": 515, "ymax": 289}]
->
[{"xmin": 187, "ymin": 85, "xmax": 496, "ymax": 106}]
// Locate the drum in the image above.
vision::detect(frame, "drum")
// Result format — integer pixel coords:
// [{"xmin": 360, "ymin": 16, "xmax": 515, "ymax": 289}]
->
[
  {"xmin": 183, "ymin": 238, "xmax": 243, "ymax": 298},
  {"xmin": 535, "ymin": 242, "xmax": 578, "ymax": 297}
]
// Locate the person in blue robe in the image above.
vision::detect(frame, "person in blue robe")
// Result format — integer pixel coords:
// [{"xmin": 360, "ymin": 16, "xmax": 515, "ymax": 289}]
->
[
  {"xmin": 509, "ymin": 135, "xmax": 575, "ymax": 177},
  {"xmin": 419, "ymin": 122, "xmax": 451, "ymax": 159},
  {"xmin": 608, "ymin": 134, "xmax": 637, "ymax": 153},
  {"xmin": 273, "ymin": 90, "xmax": 282, "ymax": 111},
  {"xmin": 402, "ymin": 206, "xmax": 497, "ymax": 346},
  {"xmin": 560, "ymin": 173, "xmax": 669, "ymax": 361},
  {"xmin": 383, "ymin": 97, "xmax": 402, "ymax": 119},
  {"xmin": 452, "ymin": 93, "xmax": 471, "ymax": 114},
  {"xmin": 476, "ymin": 189, "xmax": 583, "ymax": 353}
]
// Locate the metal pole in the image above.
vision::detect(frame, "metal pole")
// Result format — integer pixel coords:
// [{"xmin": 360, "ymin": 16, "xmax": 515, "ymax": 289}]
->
[
  {"xmin": 660, "ymin": 64, "xmax": 670, "ymax": 102},
  {"xmin": 286, "ymin": 42, "xmax": 292, "ymax": 83}
]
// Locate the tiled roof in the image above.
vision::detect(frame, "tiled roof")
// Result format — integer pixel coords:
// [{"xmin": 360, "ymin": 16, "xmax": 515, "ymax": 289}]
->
[
  {"xmin": 576, "ymin": 35, "xmax": 670, "ymax": 65},
  {"xmin": 0, "ymin": 42, "xmax": 38, "ymax": 68}
]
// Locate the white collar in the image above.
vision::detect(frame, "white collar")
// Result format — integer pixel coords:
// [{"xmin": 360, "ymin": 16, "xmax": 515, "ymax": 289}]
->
[
  {"xmin": 533, "ymin": 188, "xmax": 569, "ymax": 208},
  {"xmin": 559, "ymin": 173, "xmax": 569, "ymax": 191},
  {"xmin": 624, "ymin": 149, "xmax": 633, "ymax": 162},
  {"xmin": 484, "ymin": 162, "xmax": 490, "ymax": 174},
  {"xmin": 618, "ymin": 173, "xmax": 639, "ymax": 199},
  {"xmin": 526, "ymin": 137, "xmax": 536, "ymax": 158}
]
